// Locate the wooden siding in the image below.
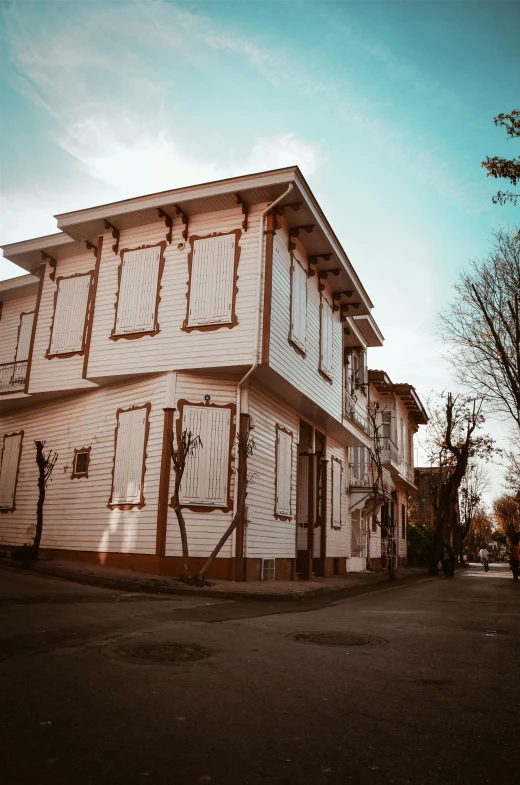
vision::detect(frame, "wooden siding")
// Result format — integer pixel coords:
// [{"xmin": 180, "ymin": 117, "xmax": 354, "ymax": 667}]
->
[
  {"xmin": 29, "ymin": 254, "xmax": 98, "ymax": 394},
  {"xmin": 0, "ymin": 294, "xmax": 37, "ymax": 365},
  {"xmin": 268, "ymin": 222, "xmax": 344, "ymax": 421},
  {"xmin": 87, "ymin": 205, "xmax": 264, "ymax": 379},
  {"xmin": 246, "ymin": 385, "xmax": 299, "ymax": 560},
  {"xmin": 0, "ymin": 375, "xmax": 166, "ymax": 553}
]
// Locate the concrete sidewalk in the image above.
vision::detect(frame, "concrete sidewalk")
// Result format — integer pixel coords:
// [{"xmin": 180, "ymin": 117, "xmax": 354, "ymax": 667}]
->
[{"xmin": 0, "ymin": 555, "xmax": 427, "ymax": 601}]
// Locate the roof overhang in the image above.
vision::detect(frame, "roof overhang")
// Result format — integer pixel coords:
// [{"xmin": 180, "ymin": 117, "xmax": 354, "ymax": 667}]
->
[
  {"xmin": 352, "ymin": 314, "xmax": 384, "ymax": 347},
  {"xmin": 368, "ymin": 370, "xmax": 428, "ymax": 425},
  {"xmin": 0, "ymin": 273, "xmax": 40, "ymax": 301},
  {"xmin": 1, "ymin": 233, "xmax": 86, "ymax": 274}
]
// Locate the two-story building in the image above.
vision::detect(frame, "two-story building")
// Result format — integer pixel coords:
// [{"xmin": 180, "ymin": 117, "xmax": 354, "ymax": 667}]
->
[{"xmin": 0, "ymin": 167, "xmax": 422, "ymax": 581}]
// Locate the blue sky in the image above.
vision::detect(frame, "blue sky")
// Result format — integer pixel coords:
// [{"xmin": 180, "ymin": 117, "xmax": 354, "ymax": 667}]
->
[{"xmin": 1, "ymin": 0, "xmax": 519, "ymax": 483}]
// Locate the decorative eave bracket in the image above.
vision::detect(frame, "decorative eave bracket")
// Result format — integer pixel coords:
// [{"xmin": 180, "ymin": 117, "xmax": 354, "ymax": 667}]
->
[
  {"xmin": 41, "ymin": 251, "xmax": 57, "ymax": 281},
  {"xmin": 340, "ymin": 302, "xmax": 361, "ymax": 321},
  {"xmin": 235, "ymin": 193, "xmax": 248, "ymax": 232},
  {"xmin": 104, "ymin": 220, "xmax": 120, "ymax": 254},
  {"xmin": 275, "ymin": 202, "xmax": 302, "ymax": 231},
  {"xmin": 174, "ymin": 205, "xmax": 189, "ymax": 241},
  {"xmin": 288, "ymin": 224, "xmax": 315, "ymax": 252},
  {"xmin": 308, "ymin": 252, "xmax": 332, "ymax": 277},
  {"xmin": 85, "ymin": 241, "xmax": 98, "ymax": 259},
  {"xmin": 157, "ymin": 209, "xmax": 173, "ymax": 244},
  {"xmin": 318, "ymin": 268, "xmax": 341, "ymax": 293}
]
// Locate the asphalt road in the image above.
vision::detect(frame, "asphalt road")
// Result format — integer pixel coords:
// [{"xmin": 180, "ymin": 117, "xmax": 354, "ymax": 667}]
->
[{"xmin": 0, "ymin": 562, "xmax": 518, "ymax": 785}]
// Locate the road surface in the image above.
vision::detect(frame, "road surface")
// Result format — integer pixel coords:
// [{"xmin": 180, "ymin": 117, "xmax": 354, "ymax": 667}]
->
[{"xmin": 0, "ymin": 562, "xmax": 518, "ymax": 785}]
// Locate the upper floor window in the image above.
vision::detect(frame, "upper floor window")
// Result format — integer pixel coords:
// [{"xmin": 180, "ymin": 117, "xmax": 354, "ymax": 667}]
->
[
  {"xmin": 16, "ymin": 312, "xmax": 35, "ymax": 363},
  {"xmin": 177, "ymin": 403, "xmax": 233, "ymax": 509},
  {"xmin": 48, "ymin": 273, "xmax": 92, "ymax": 356},
  {"xmin": 184, "ymin": 231, "xmax": 240, "ymax": 331},
  {"xmin": 290, "ymin": 255, "xmax": 307, "ymax": 354},
  {"xmin": 320, "ymin": 295, "xmax": 333, "ymax": 380},
  {"xmin": 112, "ymin": 243, "xmax": 165, "ymax": 339}
]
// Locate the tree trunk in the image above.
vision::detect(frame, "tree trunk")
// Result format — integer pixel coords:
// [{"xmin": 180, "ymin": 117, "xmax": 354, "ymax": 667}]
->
[
  {"xmin": 198, "ymin": 489, "xmax": 248, "ymax": 582},
  {"xmin": 33, "ymin": 443, "xmax": 46, "ymax": 557},
  {"xmin": 173, "ymin": 506, "xmax": 192, "ymax": 578}
]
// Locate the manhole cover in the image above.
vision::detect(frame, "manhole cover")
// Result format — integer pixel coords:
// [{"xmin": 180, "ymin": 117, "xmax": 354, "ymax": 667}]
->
[
  {"xmin": 111, "ymin": 642, "xmax": 212, "ymax": 664},
  {"xmin": 289, "ymin": 632, "xmax": 385, "ymax": 648}
]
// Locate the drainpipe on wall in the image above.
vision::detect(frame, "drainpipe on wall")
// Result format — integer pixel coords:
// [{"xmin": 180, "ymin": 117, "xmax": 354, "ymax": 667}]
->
[{"xmin": 232, "ymin": 183, "xmax": 294, "ymax": 574}]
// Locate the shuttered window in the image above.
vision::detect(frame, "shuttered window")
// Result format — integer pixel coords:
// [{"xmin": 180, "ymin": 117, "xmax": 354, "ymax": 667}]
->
[
  {"xmin": 179, "ymin": 405, "xmax": 231, "ymax": 507},
  {"xmin": 331, "ymin": 458, "xmax": 342, "ymax": 528},
  {"xmin": 16, "ymin": 312, "xmax": 34, "ymax": 362},
  {"xmin": 275, "ymin": 426, "xmax": 293, "ymax": 517},
  {"xmin": 110, "ymin": 407, "xmax": 148, "ymax": 506},
  {"xmin": 115, "ymin": 245, "xmax": 162, "ymax": 335},
  {"xmin": 320, "ymin": 297, "xmax": 333, "ymax": 379},
  {"xmin": 290, "ymin": 257, "xmax": 307, "ymax": 352},
  {"xmin": 49, "ymin": 275, "xmax": 91, "ymax": 355},
  {"xmin": 0, "ymin": 433, "xmax": 22, "ymax": 510},
  {"xmin": 187, "ymin": 234, "xmax": 236, "ymax": 327}
]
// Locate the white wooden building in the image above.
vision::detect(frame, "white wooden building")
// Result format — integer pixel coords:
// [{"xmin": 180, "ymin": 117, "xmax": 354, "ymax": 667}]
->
[{"xmin": 0, "ymin": 167, "xmax": 424, "ymax": 580}]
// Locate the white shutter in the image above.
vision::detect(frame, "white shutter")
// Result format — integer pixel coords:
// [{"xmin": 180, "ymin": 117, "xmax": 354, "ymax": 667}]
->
[
  {"xmin": 50, "ymin": 275, "xmax": 91, "ymax": 354},
  {"xmin": 15, "ymin": 312, "xmax": 34, "ymax": 362},
  {"xmin": 188, "ymin": 235, "xmax": 235, "ymax": 326},
  {"xmin": 290, "ymin": 258, "xmax": 307, "ymax": 351},
  {"xmin": 297, "ymin": 454, "xmax": 309, "ymax": 525},
  {"xmin": 276, "ymin": 428, "xmax": 292, "ymax": 517},
  {"xmin": 0, "ymin": 433, "xmax": 22, "ymax": 509},
  {"xmin": 320, "ymin": 297, "xmax": 333, "ymax": 379},
  {"xmin": 111, "ymin": 408, "xmax": 147, "ymax": 505},
  {"xmin": 115, "ymin": 246, "xmax": 161, "ymax": 334},
  {"xmin": 332, "ymin": 459, "xmax": 342, "ymax": 528},
  {"xmin": 179, "ymin": 406, "xmax": 231, "ymax": 506}
]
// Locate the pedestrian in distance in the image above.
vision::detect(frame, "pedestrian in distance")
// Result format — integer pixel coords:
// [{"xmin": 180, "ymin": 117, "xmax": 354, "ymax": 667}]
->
[
  {"xmin": 449, "ymin": 545, "xmax": 456, "ymax": 577},
  {"xmin": 478, "ymin": 546, "xmax": 489, "ymax": 572},
  {"xmin": 509, "ymin": 541, "xmax": 520, "ymax": 581},
  {"xmin": 440, "ymin": 543, "xmax": 452, "ymax": 578}
]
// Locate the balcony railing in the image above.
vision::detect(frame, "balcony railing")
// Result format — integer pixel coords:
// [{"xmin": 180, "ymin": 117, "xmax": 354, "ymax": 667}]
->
[
  {"xmin": 380, "ymin": 438, "xmax": 415, "ymax": 483},
  {"xmin": 0, "ymin": 361, "xmax": 27, "ymax": 394},
  {"xmin": 349, "ymin": 463, "xmax": 393, "ymax": 494},
  {"xmin": 344, "ymin": 392, "xmax": 371, "ymax": 435}
]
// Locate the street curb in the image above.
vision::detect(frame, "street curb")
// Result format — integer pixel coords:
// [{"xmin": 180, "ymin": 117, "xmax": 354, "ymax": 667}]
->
[{"xmin": 0, "ymin": 559, "xmax": 430, "ymax": 603}]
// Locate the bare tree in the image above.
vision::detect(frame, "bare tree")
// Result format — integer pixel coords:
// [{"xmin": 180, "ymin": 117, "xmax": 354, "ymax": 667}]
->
[
  {"xmin": 453, "ymin": 461, "xmax": 489, "ymax": 564},
  {"xmin": 440, "ymin": 228, "xmax": 520, "ymax": 431},
  {"xmin": 33, "ymin": 440, "xmax": 58, "ymax": 557},
  {"xmin": 365, "ymin": 402, "xmax": 396, "ymax": 580},
  {"xmin": 423, "ymin": 393, "xmax": 495, "ymax": 575},
  {"xmin": 195, "ymin": 433, "xmax": 255, "ymax": 586},
  {"xmin": 481, "ymin": 110, "xmax": 520, "ymax": 206},
  {"xmin": 170, "ymin": 429, "xmax": 202, "ymax": 579}
]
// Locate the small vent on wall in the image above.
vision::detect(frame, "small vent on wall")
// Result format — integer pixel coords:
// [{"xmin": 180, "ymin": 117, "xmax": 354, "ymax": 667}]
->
[{"xmin": 261, "ymin": 558, "xmax": 275, "ymax": 581}]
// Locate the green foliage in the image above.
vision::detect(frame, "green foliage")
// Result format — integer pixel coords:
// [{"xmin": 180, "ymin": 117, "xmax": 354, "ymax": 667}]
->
[{"xmin": 407, "ymin": 523, "xmax": 433, "ymax": 566}]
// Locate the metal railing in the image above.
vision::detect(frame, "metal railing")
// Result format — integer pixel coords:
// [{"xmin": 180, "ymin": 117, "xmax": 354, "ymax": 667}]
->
[
  {"xmin": 0, "ymin": 361, "xmax": 27, "ymax": 393},
  {"xmin": 344, "ymin": 392, "xmax": 371, "ymax": 435},
  {"xmin": 349, "ymin": 463, "xmax": 393, "ymax": 494}
]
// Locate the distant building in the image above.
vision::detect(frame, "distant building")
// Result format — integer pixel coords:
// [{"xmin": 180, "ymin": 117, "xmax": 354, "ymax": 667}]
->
[{"xmin": 408, "ymin": 467, "xmax": 439, "ymax": 533}]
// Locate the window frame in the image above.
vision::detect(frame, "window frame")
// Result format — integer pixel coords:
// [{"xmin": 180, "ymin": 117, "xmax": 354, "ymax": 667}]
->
[
  {"xmin": 0, "ymin": 431, "xmax": 23, "ymax": 513},
  {"xmin": 15, "ymin": 311, "xmax": 35, "ymax": 363},
  {"xmin": 289, "ymin": 253, "xmax": 307, "ymax": 356},
  {"xmin": 319, "ymin": 293, "xmax": 334, "ymax": 382},
  {"xmin": 71, "ymin": 446, "xmax": 91, "ymax": 480},
  {"xmin": 182, "ymin": 230, "xmax": 241, "ymax": 333},
  {"xmin": 108, "ymin": 403, "xmax": 151, "ymax": 510},
  {"xmin": 274, "ymin": 423, "xmax": 294, "ymax": 521},
  {"xmin": 111, "ymin": 242, "xmax": 166, "ymax": 341},
  {"xmin": 401, "ymin": 502, "xmax": 406, "ymax": 539},
  {"xmin": 171, "ymin": 400, "xmax": 236, "ymax": 512},
  {"xmin": 330, "ymin": 455, "xmax": 343, "ymax": 530},
  {"xmin": 46, "ymin": 271, "xmax": 94, "ymax": 359}
]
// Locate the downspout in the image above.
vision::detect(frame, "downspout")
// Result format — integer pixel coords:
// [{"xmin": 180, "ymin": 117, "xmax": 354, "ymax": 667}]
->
[{"xmin": 232, "ymin": 183, "xmax": 294, "ymax": 559}]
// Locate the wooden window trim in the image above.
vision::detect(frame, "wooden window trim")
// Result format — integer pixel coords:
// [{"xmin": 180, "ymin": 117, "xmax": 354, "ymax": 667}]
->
[
  {"xmin": 71, "ymin": 446, "xmax": 91, "ymax": 480},
  {"xmin": 288, "ymin": 252, "xmax": 307, "ymax": 358},
  {"xmin": 108, "ymin": 403, "xmax": 151, "ymax": 511},
  {"xmin": 274, "ymin": 423, "xmax": 293, "ymax": 521},
  {"xmin": 82, "ymin": 236, "xmax": 103, "ymax": 378},
  {"xmin": 110, "ymin": 242, "xmax": 166, "ymax": 341},
  {"xmin": 0, "ymin": 430, "xmax": 23, "ymax": 514},
  {"xmin": 170, "ymin": 399, "xmax": 236, "ymax": 512},
  {"xmin": 14, "ymin": 311, "xmax": 35, "ymax": 362},
  {"xmin": 319, "ymin": 292, "xmax": 333, "ymax": 384},
  {"xmin": 330, "ymin": 455, "xmax": 342, "ymax": 530},
  {"xmin": 25, "ymin": 265, "xmax": 45, "ymax": 393},
  {"xmin": 182, "ymin": 229, "xmax": 241, "ymax": 333},
  {"xmin": 46, "ymin": 271, "xmax": 95, "ymax": 359}
]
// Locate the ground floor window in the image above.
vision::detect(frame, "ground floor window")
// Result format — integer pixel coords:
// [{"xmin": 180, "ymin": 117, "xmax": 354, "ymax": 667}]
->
[
  {"xmin": 109, "ymin": 405, "xmax": 150, "ymax": 509},
  {"xmin": 0, "ymin": 432, "xmax": 23, "ymax": 511}
]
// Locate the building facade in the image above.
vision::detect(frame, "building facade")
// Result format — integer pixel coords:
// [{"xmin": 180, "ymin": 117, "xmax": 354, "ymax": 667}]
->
[{"xmin": 0, "ymin": 167, "xmax": 425, "ymax": 580}]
